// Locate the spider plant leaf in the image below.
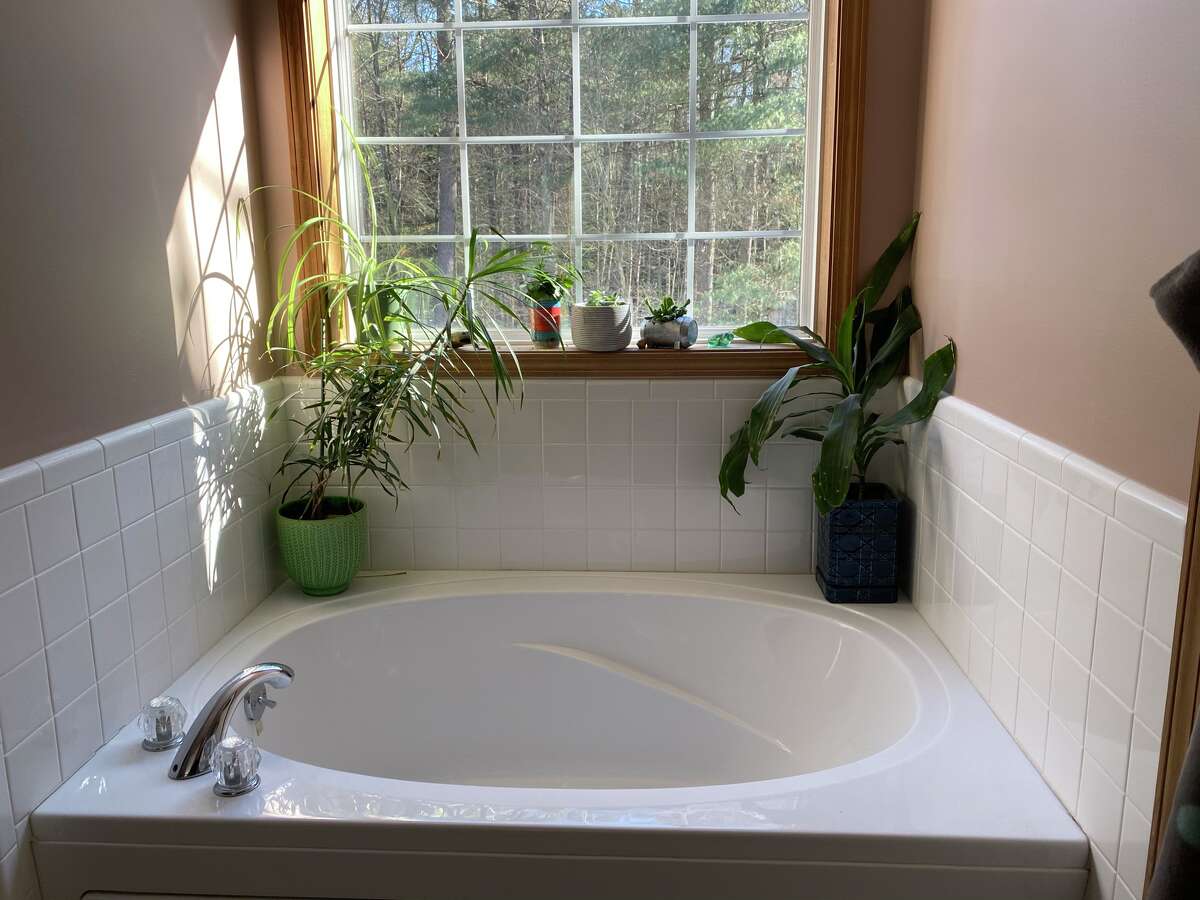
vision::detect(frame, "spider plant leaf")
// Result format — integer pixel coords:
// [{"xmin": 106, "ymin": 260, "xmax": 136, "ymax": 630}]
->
[{"xmin": 812, "ymin": 394, "xmax": 864, "ymax": 515}]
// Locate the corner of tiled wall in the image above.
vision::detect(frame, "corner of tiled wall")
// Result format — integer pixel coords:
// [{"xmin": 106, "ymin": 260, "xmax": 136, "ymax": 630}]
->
[
  {"xmin": 0, "ymin": 379, "xmax": 290, "ymax": 899},
  {"xmin": 898, "ymin": 377, "xmax": 1186, "ymax": 900}
]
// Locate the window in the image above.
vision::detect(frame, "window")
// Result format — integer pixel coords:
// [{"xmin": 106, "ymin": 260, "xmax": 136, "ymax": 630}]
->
[{"xmin": 332, "ymin": 0, "xmax": 823, "ymax": 334}]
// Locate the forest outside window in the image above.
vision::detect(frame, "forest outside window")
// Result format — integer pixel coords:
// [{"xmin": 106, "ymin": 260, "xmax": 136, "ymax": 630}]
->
[{"xmin": 334, "ymin": 0, "xmax": 823, "ymax": 337}]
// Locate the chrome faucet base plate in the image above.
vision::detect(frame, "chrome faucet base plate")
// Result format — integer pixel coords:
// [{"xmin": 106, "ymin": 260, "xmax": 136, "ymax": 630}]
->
[
  {"xmin": 213, "ymin": 774, "xmax": 260, "ymax": 797},
  {"xmin": 141, "ymin": 736, "xmax": 184, "ymax": 752}
]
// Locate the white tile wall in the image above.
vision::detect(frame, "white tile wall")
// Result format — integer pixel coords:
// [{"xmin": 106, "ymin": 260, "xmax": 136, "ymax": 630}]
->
[
  {"xmin": 284, "ymin": 378, "xmax": 822, "ymax": 575},
  {"xmin": 900, "ymin": 377, "xmax": 1186, "ymax": 900},
  {"xmin": 0, "ymin": 381, "xmax": 288, "ymax": 898}
]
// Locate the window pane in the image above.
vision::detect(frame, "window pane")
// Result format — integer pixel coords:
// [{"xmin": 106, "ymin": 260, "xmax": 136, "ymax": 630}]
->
[
  {"xmin": 463, "ymin": 0, "xmax": 571, "ymax": 20},
  {"xmin": 348, "ymin": 0, "xmax": 452, "ymax": 24},
  {"xmin": 377, "ymin": 241, "xmax": 463, "ymax": 277},
  {"xmin": 693, "ymin": 238, "xmax": 801, "ymax": 327},
  {"xmin": 697, "ymin": 0, "xmax": 808, "ymax": 15},
  {"xmin": 464, "ymin": 29, "xmax": 572, "ymax": 135},
  {"xmin": 697, "ymin": 21, "xmax": 808, "ymax": 131},
  {"xmin": 469, "ymin": 144, "xmax": 573, "ymax": 235},
  {"xmin": 582, "ymin": 141, "xmax": 687, "ymax": 234},
  {"xmin": 580, "ymin": 26, "xmax": 688, "ymax": 134},
  {"xmin": 361, "ymin": 145, "xmax": 462, "ymax": 235},
  {"xmin": 696, "ymin": 136, "xmax": 804, "ymax": 232},
  {"xmin": 372, "ymin": 242, "xmax": 463, "ymax": 328},
  {"xmin": 351, "ymin": 32, "xmax": 458, "ymax": 137},
  {"xmin": 581, "ymin": 240, "xmax": 687, "ymax": 302},
  {"xmin": 580, "ymin": 0, "xmax": 688, "ymax": 16}
]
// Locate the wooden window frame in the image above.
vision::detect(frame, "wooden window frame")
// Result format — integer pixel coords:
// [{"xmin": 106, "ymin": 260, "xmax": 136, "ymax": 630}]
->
[{"xmin": 277, "ymin": 0, "xmax": 871, "ymax": 376}]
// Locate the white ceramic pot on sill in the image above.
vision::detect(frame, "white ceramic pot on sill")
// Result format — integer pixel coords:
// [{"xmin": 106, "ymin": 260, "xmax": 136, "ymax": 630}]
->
[{"xmin": 570, "ymin": 302, "xmax": 633, "ymax": 352}]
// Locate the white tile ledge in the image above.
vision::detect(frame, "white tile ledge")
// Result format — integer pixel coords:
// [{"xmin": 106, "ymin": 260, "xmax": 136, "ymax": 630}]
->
[
  {"xmin": 96, "ymin": 423, "xmax": 154, "ymax": 469},
  {"xmin": 0, "ymin": 462, "xmax": 42, "ymax": 514},
  {"xmin": 33, "ymin": 441, "xmax": 104, "ymax": 493},
  {"xmin": 1018, "ymin": 434, "xmax": 1071, "ymax": 484},
  {"xmin": 1116, "ymin": 482, "xmax": 1187, "ymax": 555},
  {"xmin": 1061, "ymin": 455, "xmax": 1124, "ymax": 517}
]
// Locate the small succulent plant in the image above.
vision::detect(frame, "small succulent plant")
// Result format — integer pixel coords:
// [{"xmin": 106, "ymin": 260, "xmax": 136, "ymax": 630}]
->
[
  {"xmin": 644, "ymin": 296, "xmax": 691, "ymax": 323},
  {"xmin": 583, "ymin": 290, "xmax": 625, "ymax": 307}
]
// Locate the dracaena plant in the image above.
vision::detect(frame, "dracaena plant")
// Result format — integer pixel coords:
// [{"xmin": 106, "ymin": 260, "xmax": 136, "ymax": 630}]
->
[
  {"xmin": 266, "ymin": 136, "xmax": 564, "ymax": 520},
  {"xmin": 718, "ymin": 212, "xmax": 957, "ymax": 515}
]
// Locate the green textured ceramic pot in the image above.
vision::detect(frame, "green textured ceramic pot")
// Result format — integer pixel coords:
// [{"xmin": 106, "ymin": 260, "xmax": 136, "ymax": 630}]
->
[{"xmin": 276, "ymin": 496, "xmax": 367, "ymax": 597}]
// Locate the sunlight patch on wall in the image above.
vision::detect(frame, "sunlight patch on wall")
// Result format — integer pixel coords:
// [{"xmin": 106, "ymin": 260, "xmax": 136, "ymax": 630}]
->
[{"xmin": 167, "ymin": 37, "xmax": 264, "ymax": 407}]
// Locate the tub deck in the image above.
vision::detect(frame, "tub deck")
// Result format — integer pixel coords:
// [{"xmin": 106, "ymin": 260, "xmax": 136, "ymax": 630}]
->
[{"xmin": 32, "ymin": 572, "xmax": 1087, "ymax": 900}]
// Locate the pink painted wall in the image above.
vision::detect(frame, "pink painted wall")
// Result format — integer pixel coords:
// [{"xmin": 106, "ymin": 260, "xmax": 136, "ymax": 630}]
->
[
  {"xmin": 910, "ymin": 0, "xmax": 1200, "ymax": 498},
  {"xmin": 0, "ymin": 0, "xmax": 274, "ymax": 468}
]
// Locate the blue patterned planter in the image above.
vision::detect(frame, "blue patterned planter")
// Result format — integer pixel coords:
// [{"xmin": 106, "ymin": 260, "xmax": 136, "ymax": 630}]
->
[{"xmin": 815, "ymin": 483, "xmax": 901, "ymax": 603}]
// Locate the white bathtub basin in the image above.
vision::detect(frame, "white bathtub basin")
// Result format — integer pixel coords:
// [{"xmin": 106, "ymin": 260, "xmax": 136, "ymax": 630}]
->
[
  {"xmin": 235, "ymin": 588, "xmax": 919, "ymax": 789},
  {"xmin": 33, "ymin": 572, "xmax": 1087, "ymax": 900}
]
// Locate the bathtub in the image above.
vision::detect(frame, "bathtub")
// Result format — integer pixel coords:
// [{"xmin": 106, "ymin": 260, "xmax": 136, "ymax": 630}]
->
[{"xmin": 33, "ymin": 572, "xmax": 1087, "ymax": 900}]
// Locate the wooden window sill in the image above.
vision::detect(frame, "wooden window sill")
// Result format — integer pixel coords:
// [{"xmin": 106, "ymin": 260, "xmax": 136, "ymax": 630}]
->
[{"xmin": 448, "ymin": 341, "xmax": 811, "ymax": 378}]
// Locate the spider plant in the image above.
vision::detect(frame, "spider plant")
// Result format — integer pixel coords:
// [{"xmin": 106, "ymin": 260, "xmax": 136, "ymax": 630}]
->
[
  {"xmin": 718, "ymin": 213, "xmax": 957, "ymax": 515},
  {"xmin": 267, "ymin": 139, "xmax": 562, "ymax": 521}
]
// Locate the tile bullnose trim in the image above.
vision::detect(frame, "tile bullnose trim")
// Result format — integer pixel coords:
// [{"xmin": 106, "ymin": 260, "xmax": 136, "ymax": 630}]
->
[
  {"xmin": 0, "ymin": 462, "xmax": 43, "ymax": 514},
  {"xmin": 1115, "ymin": 481, "xmax": 1188, "ymax": 555},
  {"xmin": 902, "ymin": 378, "xmax": 1188, "ymax": 900}
]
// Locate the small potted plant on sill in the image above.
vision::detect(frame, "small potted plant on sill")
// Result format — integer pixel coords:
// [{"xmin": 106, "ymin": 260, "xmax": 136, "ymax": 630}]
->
[
  {"xmin": 718, "ymin": 213, "xmax": 956, "ymax": 603},
  {"xmin": 639, "ymin": 296, "xmax": 698, "ymax": 349},
  {"xmin": 525, "ymin": 261, "xmax": 577, "ymax": 349},
  {"xmin": 264, "ymin": 140, "xmax": 560, "ymax": 595},
  {"xmin": 570, "ymin": 290, "xmax": 633, "ymax": 352}
]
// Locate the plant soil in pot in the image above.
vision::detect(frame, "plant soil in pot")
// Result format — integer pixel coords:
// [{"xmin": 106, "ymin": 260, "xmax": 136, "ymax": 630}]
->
[
  {"xmin": 814, "ymin": 483, "xmax": 901, "ymax": 603},
  {"xmin": 571, "ymin": 293, "xmax": 632, "ymax": 351},
  {"xmin": 276, "ymin": 495, "xmax": 367, "ymax": 596}
]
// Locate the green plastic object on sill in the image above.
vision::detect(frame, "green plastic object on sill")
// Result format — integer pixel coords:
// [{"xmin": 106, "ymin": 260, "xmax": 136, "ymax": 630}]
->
[{"xmin": 707, "ymin": 332, "xmax": 736, "ymax": 348}]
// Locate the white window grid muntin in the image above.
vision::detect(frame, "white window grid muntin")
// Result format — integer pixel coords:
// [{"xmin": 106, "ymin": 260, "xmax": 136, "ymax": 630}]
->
[{"xmin": 331, "ymin": 0, "xmax": 824, "ymax": 331}]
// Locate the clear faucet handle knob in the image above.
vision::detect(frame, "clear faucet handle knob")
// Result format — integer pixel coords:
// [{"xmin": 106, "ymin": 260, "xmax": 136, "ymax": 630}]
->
[
  {"xmin": 212, "ymin": 734, "xmax": 262, "ymax": 797},
  {"xmin": 138, "ymin": 695, "xmax": 188, "ymax": 751}
]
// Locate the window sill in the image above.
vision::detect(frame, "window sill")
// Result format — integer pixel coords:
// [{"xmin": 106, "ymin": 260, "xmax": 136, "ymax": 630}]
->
[{"xmin": 449, "ymin": 341, "xmax": 811, "ymax": 378}]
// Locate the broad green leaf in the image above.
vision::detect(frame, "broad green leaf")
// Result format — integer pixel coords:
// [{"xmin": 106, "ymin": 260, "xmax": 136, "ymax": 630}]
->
[
  {"xmin": 868, "ymin": 338, "xmax": 957, "ymax": 434},
  {"xmin": 861, "ymin": 290, "xmax": 922, "ymax": 401},
  {"xmin": 746, "ymin": 366, "xmax": 799, "ymax": 463},
  {"xmin": 778, "ymin": 327, "xmax": 848, "ymax": 383},
  {"xmin": 719, "ymin": 424, "xmax": 753, "ymax": 503},
  {"xmin": 733, "ymin": 321, "xmax": 793, "ymax": 344},
  {"xmin": 858, "ymin": 211, "xmax": 920, "ymax": 318},
  {"xmin": 812, "ymin": 394, "xmax": 863, "ymax": 515},
  {"xmin": 834, "ymin": 292, "xmax": 861, "ymax": 383},
  {"xmin": 780, "ymin": 425, "xmax": 826, "ymax": 443}
]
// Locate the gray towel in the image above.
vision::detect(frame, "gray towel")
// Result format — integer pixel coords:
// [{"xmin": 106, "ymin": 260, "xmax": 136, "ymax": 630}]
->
[
  {"xmin": 1147, "ymin": 723, "xmax": 1200, "ymax": 900},
  {"xmin": 1152, "ymin": 248, "xmax": 1200, "ymax": 369},
  {"xmin": 1145, "ymin": 249, "xmax": 1200, "ymax": 899}
]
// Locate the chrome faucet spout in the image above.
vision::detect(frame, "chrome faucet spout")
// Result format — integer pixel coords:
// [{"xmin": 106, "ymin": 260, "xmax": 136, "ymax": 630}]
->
[{"xmin": 169, "ymin": 662, "xmax": 294, "ymax": 781}]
